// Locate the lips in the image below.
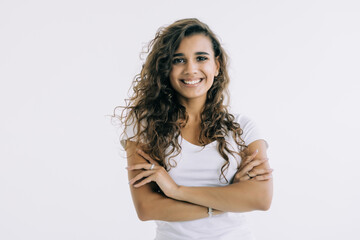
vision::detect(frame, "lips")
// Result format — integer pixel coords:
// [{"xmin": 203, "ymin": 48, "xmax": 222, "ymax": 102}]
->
[{"xmin": 181, "ymin": 78, "xmax": 203, "ymax": 85}]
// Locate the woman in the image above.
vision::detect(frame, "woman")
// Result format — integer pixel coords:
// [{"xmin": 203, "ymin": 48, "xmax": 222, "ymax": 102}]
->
[{"xmin": 114, "ymin": 18, "xmax": 273, "ymax": 240}]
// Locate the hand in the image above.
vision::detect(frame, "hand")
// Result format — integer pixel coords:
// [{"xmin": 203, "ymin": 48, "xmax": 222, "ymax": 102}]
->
[
  {"xmin": 232, "ymin": 149, "xmax": 273, "ymax": 183},
  {"xmin": 127, "ymin": 149, "xmax": 180, "ymax": 199}
]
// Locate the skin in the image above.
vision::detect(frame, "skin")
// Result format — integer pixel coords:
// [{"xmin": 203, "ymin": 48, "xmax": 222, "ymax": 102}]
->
[
  {"xmin": 128, "ymin": 140, "xmax": 272, "ymax": 213},
  {"xmin": 169, "ymin": 34, "xmax": 220, "ymax": 145},
  {"xmin": 169, "ymin": 34, "xmax": 220, "ymax": 106},
  {"xmin": 126, "ymin": 141, "xmax": 272, "ymax": 221},
  {"xmin": 126, "ymin": 34, "xmax": 273, "ymax": 221}
]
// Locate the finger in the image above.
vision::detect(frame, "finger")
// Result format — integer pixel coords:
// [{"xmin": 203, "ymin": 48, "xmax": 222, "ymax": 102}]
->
[
  {"xmin": 239, "ymin": 150, "xmax": 258, "ymax": 167},
  {"xmin": 251, "ymin": 149, "xmax": 259, "ymax": 156},
  {"xmin": 239, "ymin": 151, "xmax": 246, "ymax": 159},
  {"xmin": 244, "ymin": 168, "xmax": 273, "ymax": 181},
  {"xmin": 247, "ymin": 158, "xmax": 269, "ymax": 169},
  {"xmin": 237, "ymin": 159, "xmax": 267, "ymax": 177},
  {"xmin": 236, "ymin": 168, "xmax": 273, "ymax": 182},
  {"xmin": 133, "ymin": 175, "xmax": 155, "ymax": 188},
  {"xmin": 242, "ymin": 156, "xmax": 269, "ymax": 167},
  {"xmin": 253, "ymin": 173, "xmax": 273, "ymax": 181},
  {"xmin": 237, "ymin": 158, "xmax": 269, "ymax": 177},
  {"xmin": 250, "ymin": 168, "xmax": 273, "ymax": 176},
  {"xmin": 233, "ymin": 174, "xmax": 240, "ymax": 182},
  {"xmin": 129, "ymin": 170, "xmax": 155, "ymax": 185},
  {"xmin": 233, "ymin": 174, "xmax": 248, "ymax": 183},
  {"xmin": 239, "ymin": 156, "xmax": 269, "ymax": 172},
  {"xmin": 137, "ymin": 149, "xmax": 160, "ymax": 165},
  {"xmin": 241, "ymin": 149, "xmax": 258, "ymax": 162},
  {"xmin": 239, "ymin": 175, "xmax": 250, "ymax": 181},
  {"xmin": 235, "ymin": 171, "xmax": 253, "ymax": 182},
  {"xmin": 127, "ymin": 163, "xmax": 156, "ymax": 170},
  {"xmin": 239, "ymin": 156, "xmax": 253, "ymax": 170},
  {"xmin": 235, "ymin": 162, "xmax": 257, "ymax": 180},
  {"xmin": 233, "ymin": 168, "xmax": 247, "ymax": 181}
]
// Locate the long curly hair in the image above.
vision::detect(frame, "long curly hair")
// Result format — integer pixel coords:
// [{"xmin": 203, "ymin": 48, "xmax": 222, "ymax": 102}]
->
[{"xmin": 112, "ymin": 18, "xmax": 248, "ymax": 183}]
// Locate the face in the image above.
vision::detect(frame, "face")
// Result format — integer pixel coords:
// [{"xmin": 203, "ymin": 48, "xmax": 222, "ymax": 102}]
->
[{"xmin": 169, "ymin": 34, "xmax": 220, "ymax": 104}]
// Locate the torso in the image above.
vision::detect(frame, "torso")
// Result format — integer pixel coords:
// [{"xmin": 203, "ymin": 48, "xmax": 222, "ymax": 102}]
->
[{"xmin": 156, "ymin": 116, "xmax": 254, "ymax": 239}]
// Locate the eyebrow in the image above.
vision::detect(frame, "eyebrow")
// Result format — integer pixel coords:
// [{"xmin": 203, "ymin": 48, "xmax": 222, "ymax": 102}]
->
[{"xmin": 173, "ymin": 52, "xmax": 210, "ymax": 57}]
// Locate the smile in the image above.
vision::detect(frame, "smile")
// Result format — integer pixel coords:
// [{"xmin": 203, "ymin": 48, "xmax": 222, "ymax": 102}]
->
[{"xmin": 181, "ymin": 78, "xmax": 203, "ymax": 85}]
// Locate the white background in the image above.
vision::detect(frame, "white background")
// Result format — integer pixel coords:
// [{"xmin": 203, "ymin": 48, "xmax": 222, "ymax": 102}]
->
[{"xmin": 1, "ymin": 0, "xmax": 359, "ymax": 239}]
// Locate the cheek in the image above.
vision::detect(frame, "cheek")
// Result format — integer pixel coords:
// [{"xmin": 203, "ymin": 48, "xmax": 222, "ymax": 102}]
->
[
  {"xmin": 169, "ymin": 78, "xmax": 175, "ymax": 89},
  {"xmin": 169, "ymin": 67, "xmax": 181, "ymax": 83},
  {"xmin": 208, "ymin": 64, "xmax": 218, "ymax": 75},
  {"xmin": 169, "ymin": 70, "xmax": 177, "ymax": 88}
]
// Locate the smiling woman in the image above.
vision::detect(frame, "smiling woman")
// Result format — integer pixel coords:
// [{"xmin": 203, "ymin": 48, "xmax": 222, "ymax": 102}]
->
[
  {"xmin": 112, "ymin": 18, "xmax": 273, "ymax": 240},
  {"xmin": 169, "ymin": 34, "xmax": 219, "ymax": 102}
]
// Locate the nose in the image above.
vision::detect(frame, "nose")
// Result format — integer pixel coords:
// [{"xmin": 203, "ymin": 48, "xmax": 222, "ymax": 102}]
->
[{"xmin": 184, "ymin": 59, "xmax": 198, "ymax": 75}]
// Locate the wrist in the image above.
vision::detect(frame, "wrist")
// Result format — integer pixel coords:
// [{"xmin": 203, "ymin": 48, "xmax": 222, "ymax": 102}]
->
[{"xmin": 172, "ymin": 185, "xmax": 186, "ymax": 201}]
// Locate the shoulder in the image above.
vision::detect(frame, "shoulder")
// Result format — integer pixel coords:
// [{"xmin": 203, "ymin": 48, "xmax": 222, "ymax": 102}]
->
[
  {"xmin": 230, "ymin": 112, "xmax": 269, "ymax": 149},
  {"xmin": 231, "ymin": 112, "xmax": 258, "ymax": 133},
  {"xmin": 232, "ymin": 113, "xmax": 254, "ymax": 126},
  {"xmin": 120, "ymin": 115, "xmax": 147, "ymax": 149}
]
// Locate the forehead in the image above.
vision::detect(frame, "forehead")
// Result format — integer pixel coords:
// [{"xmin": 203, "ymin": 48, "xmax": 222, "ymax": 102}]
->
[{"xmin": 175, "ymin": 34, "xmax": 214, "ymax": 55}]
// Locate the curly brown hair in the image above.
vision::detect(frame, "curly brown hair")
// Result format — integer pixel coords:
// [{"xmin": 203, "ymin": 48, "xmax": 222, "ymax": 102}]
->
[{"xmin": 112, "ymin": 18, "xmax": 248, "ymax": 183}]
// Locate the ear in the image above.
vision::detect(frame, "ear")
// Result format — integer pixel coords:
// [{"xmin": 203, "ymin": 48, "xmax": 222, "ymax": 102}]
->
[{"xmin": 215, "ymin": 56, "xmax": 220, "ymax": 76}]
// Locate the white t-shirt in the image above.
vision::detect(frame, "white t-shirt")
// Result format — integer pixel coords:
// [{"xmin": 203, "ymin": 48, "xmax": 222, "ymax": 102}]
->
[{"xmin": 122, "ymin": 113, "xmax": 268, "ymax": 240}]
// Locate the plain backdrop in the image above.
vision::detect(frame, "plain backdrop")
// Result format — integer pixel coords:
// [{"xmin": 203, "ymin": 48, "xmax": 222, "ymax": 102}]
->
[{"xmin": 1, "ymin": 0, "xmax": 359, "ymax": 239}]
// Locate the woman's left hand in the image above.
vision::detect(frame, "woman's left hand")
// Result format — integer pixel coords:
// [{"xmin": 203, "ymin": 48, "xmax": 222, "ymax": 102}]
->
[
  {"xmin": 127, "ymin": 149, "xmax": 180, "ymax": 199},
  {"xmin": 232, "ymin": 149, "xmax": 273, "ymax": 183}
]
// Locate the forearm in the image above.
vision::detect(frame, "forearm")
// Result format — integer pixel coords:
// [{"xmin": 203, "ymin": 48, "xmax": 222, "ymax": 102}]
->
[
  {"xmin": 174, "ymin": 179, "xmax": 273, "ymax": 212},
  {"xmin": 134, "ymin": 191, "xmax": 222, "ymax": 221}
]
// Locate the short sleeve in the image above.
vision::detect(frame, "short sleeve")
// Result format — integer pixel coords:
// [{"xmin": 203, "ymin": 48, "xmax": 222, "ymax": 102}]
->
[
  {"xmin": 234, "ymin": 113, "xmax": 269, "ymax": 148},
  {"xmin": 120, "ymin": 117, "xmax": 146, "ymax": 149}
]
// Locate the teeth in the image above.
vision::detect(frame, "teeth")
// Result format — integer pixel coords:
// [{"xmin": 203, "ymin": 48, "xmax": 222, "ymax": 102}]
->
[{"xmin": 183, "ymin": 79, "xmax": 201, "ymax": 85}]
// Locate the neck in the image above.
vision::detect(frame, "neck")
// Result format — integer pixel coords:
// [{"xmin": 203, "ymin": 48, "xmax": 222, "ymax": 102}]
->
[{"xmin": 177, "ymin": 96, "xmax": 206, "ymax": 122}]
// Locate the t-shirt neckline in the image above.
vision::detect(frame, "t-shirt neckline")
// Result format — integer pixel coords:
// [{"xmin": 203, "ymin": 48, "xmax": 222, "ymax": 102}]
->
[{"xmin": 180, "ymin": 135, "xmax": 217, "ymax": 149}]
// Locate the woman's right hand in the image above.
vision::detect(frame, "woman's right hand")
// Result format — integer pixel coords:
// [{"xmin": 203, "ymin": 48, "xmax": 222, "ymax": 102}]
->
[{"xmin": 232, "ymin": 149, "xmax": 273, "ymax": 183}]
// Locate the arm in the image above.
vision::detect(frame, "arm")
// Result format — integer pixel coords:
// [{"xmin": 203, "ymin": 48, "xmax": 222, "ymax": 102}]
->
[
  {"xmin": 125, "ymin": 140, "xmax": 223, "ymax": 221},
  {"xmin": 174, "ymin": 139, "xmax": 273, "ymax": 212},
  {"xmin": 130, "ymin": 139, "xmax": 273, "ymax": 213}
]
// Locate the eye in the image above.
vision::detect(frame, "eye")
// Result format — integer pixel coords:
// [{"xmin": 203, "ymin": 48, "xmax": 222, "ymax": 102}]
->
[
  {"xmin": 172, "ymin": 58, "xmax": 185, "ymax": 64},
  {"xmin": 197, "ymin": 56, "xmax": 208, "ymax": 62}
]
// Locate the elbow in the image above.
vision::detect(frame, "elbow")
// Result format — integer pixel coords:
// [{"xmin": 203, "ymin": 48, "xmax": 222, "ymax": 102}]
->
[
  {"xmin": 261, "ymin": 180, "xmax": 273, "ymax": 211},
  {"xmin": 138, "ymin": 216, "xmax": 150, "ymax": 222},
  {"xmin": 257, "ymin": 198, "xmax": 272, "ymax": 211},
  {"xmin": 135, "ymin": 202, "xmax": 153, "ymax": 221},
  {"xmin": 256, "ymin": 190, "xmax": 273, "ymax": 211},
  {"xmin": 137, "ymin": 212, "xmax": 149, "ymax": 222},
  {"xmin": 254, "ymin": 183, "xmax": 273, "ymax": 211}
]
